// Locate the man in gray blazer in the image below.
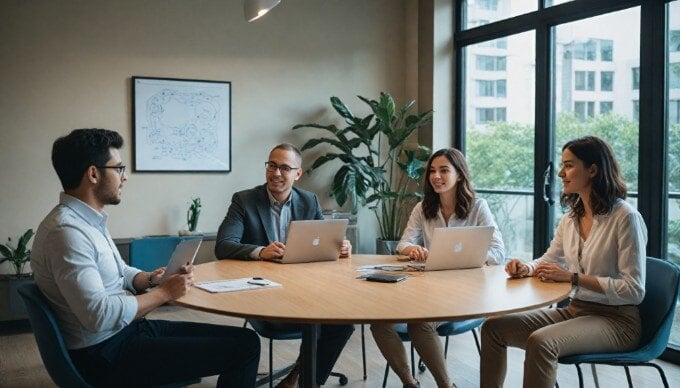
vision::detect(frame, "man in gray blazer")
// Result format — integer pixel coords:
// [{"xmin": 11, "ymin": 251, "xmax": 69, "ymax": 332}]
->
[{"xmin": 215, "ymin": 143, "xmax": 354, "ymax": 388}]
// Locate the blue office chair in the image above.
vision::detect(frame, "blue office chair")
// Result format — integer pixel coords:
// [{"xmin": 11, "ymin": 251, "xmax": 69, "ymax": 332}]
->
[
  {"xmin": 18, "ymin": 282, "xmax": 200, "ymax": 388},
  {"xmin": 557, "ymin": 257, "xmax": 680, "ymax": 388},
  {"xmin": 382, "ymin": 319, "xmax": 483, "ymax": 387},
  {"xmin": 129, "ymin": 236, "xmax": 184, "ymax": 271},
  {"xmin": 18, "ymin": 282, "xmax": 93, "ymax": 388},
  {"xmin": 246, "ymin": 320, "xmax": 349, "ymax": 387}
]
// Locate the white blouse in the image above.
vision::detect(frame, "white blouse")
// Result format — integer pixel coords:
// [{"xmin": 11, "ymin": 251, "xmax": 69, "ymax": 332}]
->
[
  {"xmin": 396, "ymin": 198, "xmax": 505, "ymax": 265},
  {"xmin": 526, "ymin": 199, "xmax": 647, "ymax": 306}
]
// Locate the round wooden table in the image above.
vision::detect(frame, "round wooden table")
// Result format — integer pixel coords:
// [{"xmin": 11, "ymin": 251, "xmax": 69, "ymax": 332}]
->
[{"xmin": 175, "ymin": 255, "xmax": 572, "ymax": 387}]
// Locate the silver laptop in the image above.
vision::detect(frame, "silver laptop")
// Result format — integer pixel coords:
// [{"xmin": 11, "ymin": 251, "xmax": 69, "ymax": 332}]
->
[
  {"xmin": 274, "ymin": 219, "xmax": 349, "ymax": 264},
  {"xmin": 159, "ymin": 238, "xmax": 202, "ymax": 282},
  {"xmin": 415, "ymin": 226, "xmax": 494, "ymax": 271}
]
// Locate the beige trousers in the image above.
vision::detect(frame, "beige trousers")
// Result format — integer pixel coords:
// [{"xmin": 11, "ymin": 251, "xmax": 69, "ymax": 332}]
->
[
  {"xmin": 480, "ymin": 299, "xmax": 641, "ymax": 388},
  {"xmin": 371, "ymin": 322, "xmax": 451, "ymax": 387}
]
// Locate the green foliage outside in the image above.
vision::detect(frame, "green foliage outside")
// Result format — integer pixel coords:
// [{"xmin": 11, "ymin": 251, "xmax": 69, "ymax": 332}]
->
[{"xmin": 466, "ymin": 113, "xmax": 680, "ymax": 264}]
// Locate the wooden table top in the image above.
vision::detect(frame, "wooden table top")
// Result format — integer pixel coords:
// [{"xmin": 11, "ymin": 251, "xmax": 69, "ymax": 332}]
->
[{"xmin": 174, "ymin": 255, "xmax": 572, "ymax": 324}]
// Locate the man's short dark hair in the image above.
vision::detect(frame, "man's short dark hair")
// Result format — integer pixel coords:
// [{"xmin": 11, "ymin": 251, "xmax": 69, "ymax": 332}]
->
[
  {"xmin": 271, "ymin": 143, "xmax": 302, "ymax": 166},
  {"xmin": 52, "ymin": 129, "xmax": 124, "ymax": 190}
]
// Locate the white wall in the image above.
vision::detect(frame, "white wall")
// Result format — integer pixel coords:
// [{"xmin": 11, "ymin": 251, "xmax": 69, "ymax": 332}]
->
[{"xmin": 0, "ymin": 0, "xmax": 420, "ymax": 268}]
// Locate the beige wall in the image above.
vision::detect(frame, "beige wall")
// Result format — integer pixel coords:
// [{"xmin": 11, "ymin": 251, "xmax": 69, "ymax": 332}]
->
[{"xmin": 0, "ymin": 0, "xmax": 425, "ymax": 269}]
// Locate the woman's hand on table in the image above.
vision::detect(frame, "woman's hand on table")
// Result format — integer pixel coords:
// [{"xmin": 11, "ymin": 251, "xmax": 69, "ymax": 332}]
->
[{"xmin": 401, "ymin": 245, "xmax": 429, "ymax": 262}]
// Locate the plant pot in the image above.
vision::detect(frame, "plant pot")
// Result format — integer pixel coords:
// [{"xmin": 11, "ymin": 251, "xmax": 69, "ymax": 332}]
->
[
  {"xmin": 0, "ymin": 275, "xmax": 33, "ymax": 321},
  {"xmin": 376, "ymin": 238, "xmax": 399, "ymax": 255}
]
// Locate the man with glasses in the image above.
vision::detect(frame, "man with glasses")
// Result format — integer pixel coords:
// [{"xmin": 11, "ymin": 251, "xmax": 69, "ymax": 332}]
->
[
  {"xmin": 31, "ymin": 128, "xmax": 260, "ymax": 387},
  {"xmin": 215, "ymin": 143, "xmax": 353, "ymax": 388}
]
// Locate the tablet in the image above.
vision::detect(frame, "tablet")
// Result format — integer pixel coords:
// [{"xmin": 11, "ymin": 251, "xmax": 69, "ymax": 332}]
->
[{"xmin": 159, "ymin": 238, "xmax": 202, "ymax": 283}]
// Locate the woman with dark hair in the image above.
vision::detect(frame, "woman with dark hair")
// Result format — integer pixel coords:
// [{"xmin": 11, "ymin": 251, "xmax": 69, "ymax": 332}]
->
[
  {"xmin": 371, "ymin": 148, "xmax": 505, "ymax": 388},
  {"xmin": 480, "ymin": 136, "xmax": 647, "ymax": 388}
]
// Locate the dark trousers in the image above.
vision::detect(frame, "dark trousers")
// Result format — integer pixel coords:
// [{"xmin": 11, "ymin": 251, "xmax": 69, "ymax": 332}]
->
[
  {"xmin": 70, "ymin": 319, "xmax": 260, "ymax": 388},
  {"xmin": 250, "ymin": 320, "xmax": 354, "ymax": 385}
]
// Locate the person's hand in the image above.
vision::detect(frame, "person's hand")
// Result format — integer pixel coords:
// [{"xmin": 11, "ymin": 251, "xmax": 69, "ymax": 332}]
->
[
  {"xmin": 505, "ymin": 259, "xmax": 529, "ymax": 278},
  {"xmin": 402, "ymin": 245, "xmax": 429, "ymax": 262},
  {"xmin": 259, "ymin": 241, "xmax": 286, "ymax": 261},
  {"xmin": 340, "ymin": 240, "xmax": 352, "ymax": 258},
  {"xmin": 158, "ymin": 272, "xmax": 193, "ymax": 300},
  {"xmin": 149, "ymin": 267, "xmax": 165, "ymax": 286},
  {"xmin": 534, "ymin": 262, "xmax": 571, "ymax": 282}
]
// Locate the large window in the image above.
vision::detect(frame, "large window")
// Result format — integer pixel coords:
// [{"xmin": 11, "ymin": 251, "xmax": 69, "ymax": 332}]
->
[
  {"xmin": 455, "ymin": 0, "xmax": 675, "ymax": 360},
  {"xmin": 668, "ymin": 0, "xmax": 680, "ymax": 351}
]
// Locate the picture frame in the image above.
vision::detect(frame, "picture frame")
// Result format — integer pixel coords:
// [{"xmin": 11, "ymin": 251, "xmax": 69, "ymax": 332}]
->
[{"xmin": 132, "ymin": 76, "xmax": 231, "ymax": 172}]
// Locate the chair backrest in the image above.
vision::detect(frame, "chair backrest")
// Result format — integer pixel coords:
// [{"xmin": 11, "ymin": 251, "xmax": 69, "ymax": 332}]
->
[
  {"xmin": 129, "ymin": 236, "xmax": 184, "ymax": 272},
  {"xmin": 17, "ymin": 282, "xmax": 92, "ymax": 388},
  {"xmin": 637, "ymin": 257, "xmax": 680, "ymax": 358}
]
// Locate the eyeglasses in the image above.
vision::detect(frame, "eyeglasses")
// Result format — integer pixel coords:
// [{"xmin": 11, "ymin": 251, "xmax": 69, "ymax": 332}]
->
[
  {"xmin": 97, "ymin": 165, "xmax": 127, "ymax": 177},
  {"xmin": 265, "ymin": 162, "xmax": 300, "ymax": 174}
]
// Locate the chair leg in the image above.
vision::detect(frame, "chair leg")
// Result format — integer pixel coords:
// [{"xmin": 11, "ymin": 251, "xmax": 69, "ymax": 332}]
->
[
  {"xmin": 471, "ymin": 328, "xmax": 481, "ymax": 355},
  {"xmin": 647, "ymin": 362, "xmax": 671, "ymax": 388},
  {"xmin": 574, "ymin": 364, "xmax": 584, "ymax": 388},
  {"xmin": 624, "ymin": 365, "xmax": 633, "ymax": 388},
  {"xmin": 444, "ymin": 335, "xmax": 450, "ymax": 358},
  {"xmin": 329, "ymin": 371, "xmax": 348, "ymax": 385},
  {"xmin": 269, "ymin": 339, "xmax": 274, "ymax": 388},
  {"xmin": 382, "ymin": 363, "xmax": 389, "ymax": 388},
  {"xmin": 361, "ymin": 324, "xmax": 367, "ymax": 380},
  {"xmin": 590, "ymin": 364, "xmax": 599, "ymax": 388},
  {"xmin": 410, "ymin": 342, "xmax": 415, "ymax": 377}
]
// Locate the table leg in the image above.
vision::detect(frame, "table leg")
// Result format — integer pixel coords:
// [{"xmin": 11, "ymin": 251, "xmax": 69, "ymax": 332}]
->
[{"xmin": 299, "ymin": 324, "xmax": 318, "ymax": 388}]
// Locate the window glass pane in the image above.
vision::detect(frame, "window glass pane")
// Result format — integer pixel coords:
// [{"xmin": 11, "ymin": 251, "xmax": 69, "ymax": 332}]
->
[
  {"xmin": 666, "ymin": 0, "xmax": 680, "ymax": 349},
  {"xmin": 546, "ymin": 0, "xmax": 573, "ymax": 6},
  {"xmin": 554, "ymin": 7, "xmax": 640, "ymax": 227},
  {"xmin": 671, "ymin": 62, "xmax": 680, "ymax": 89},
  {"xmin": 464, "ymin": 0, "xmax": 536, "ymax": 29},
  {"xmin": 632, "ymin": 67, "xmax": 640, "ymax": 90},
  {"xmin": 601, "ymin": 71, "xmax": 614, "ymax": 91},
  {"xmin": 465, "ymin": 31, "xmax": 535, "ymax": 258}
]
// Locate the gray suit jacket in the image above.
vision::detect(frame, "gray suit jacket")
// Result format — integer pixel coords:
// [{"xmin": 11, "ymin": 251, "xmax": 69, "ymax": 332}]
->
[{"xmin": 215, "ymin": 184, "xmax": 324, "ymax": 260}]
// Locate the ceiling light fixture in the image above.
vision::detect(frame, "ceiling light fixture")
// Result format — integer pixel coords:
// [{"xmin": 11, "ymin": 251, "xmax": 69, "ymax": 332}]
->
[{"xmin": 244, "ymin": 0, "xmax": 281, "ymax": 22}]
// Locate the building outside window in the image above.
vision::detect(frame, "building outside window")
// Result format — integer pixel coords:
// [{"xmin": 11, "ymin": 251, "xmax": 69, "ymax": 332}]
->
[
  {"xmin": 572, "ymin": 39, "xmax": 597, "ymax": 60},
  {"xmin": 476, "ymin": 55, "xmax": 507, "ymax": 71},
  {"xmin": 574, "ymin": 101, "xmax": 595, "ymax": 121},
  {"xmin": 632, "ymin": 67, "xmax": 640, "ymax": 89},
  {"xmin": 601, "ymin": 71, "xmax": 614, "ymax": 91},
  {"xmin": 600, "ymin": 39, "xmax": 614, "ymax": 61},
  {"xmin": 600, "ymin": 101, "xmax": 613, "ymax": 115},
  {"xmin": 575, "ymin": 71, "xmax": 595, "ymax": 91},
  {"xmin": 672, "ymin": 63, "xmax": 680, "ymax": 89},
  {"xmin": 475, "ymin": 107, "xmax": 507, "ymax": 124},
  {"xmin": 477, "ymin": 0, "xmax": 499, "ymax": 11},
  {"xmin": 670, "ymin": 100, "xmax": 680, "ymax": 124}
]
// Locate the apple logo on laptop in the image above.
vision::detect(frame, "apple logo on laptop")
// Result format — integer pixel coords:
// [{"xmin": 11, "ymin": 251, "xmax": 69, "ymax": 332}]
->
[
  {"xmin": 453, "ymin": 242, "xmax": 463, "ymax": 253},
  {"xmin": 312, "ymin": 237, "xmax": 321, "ymax": 246}
]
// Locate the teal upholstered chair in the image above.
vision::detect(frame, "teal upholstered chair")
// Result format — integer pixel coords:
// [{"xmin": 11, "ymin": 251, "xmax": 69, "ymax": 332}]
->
[
  {"xmin": 19, "ymin": 282, "xmax": 200, "ymax": 388},
  {"xmin": 382, "ymin": 319, "xmax": 482, "ymax": 387},
  {"xmin": 557, "ymin": 257, "xmax": 680, "ymax": 388},
  {"xmin": 129, "ymin": 236, "xmax": 185, "ymax": 271}
]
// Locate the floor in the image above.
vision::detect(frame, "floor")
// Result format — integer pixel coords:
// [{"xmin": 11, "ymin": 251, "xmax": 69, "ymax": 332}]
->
[{"xmin": 1, "ymin": 305, "xmax": 678, "ymax": 387}]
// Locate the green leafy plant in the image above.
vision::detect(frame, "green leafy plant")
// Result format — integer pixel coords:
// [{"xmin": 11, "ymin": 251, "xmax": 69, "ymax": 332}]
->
[
  {"xmin": 187, "ymin": 198, "xmax": 201, "ymax": 232},
  {"xmin": 293, "ymin": 92, "xmax": 432, "ymax": 240},
  {"xmin": 0, "ymin": 229, "xmax": 34, "ymax": 277}
]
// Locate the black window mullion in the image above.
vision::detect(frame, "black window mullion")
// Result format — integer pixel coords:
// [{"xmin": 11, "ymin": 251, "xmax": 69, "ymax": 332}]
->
[
  {"xmin": 638, "ymin": 0, "xmax": 668, "ymax": 258},
  {"xmin": 534, "ymin": 23, "xmax": 555, "ymax": 258}
]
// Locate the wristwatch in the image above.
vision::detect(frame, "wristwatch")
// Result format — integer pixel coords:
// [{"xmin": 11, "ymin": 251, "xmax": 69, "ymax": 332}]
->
[{"xmin": 571, "ymin": 272, "xmax": 579, "ymax": 287}]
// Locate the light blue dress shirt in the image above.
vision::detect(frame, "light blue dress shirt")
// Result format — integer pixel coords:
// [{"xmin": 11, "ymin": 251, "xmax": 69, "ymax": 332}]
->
[{"xmin": 31, "ymin": 193, "xmax": 141, "ymax": 349}]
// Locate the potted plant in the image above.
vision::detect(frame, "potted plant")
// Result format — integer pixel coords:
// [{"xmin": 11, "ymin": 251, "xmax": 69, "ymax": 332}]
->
[
  {"xmin": 179, "ymin": 198, "xmax": 202, "ymax": 236},
  {"xmin": 0, "ymin": 229, "xmax": 34, "ymax": 321},
  {"xmin": 293, "ymin": 92, "xmax": 432, "ymax": 253},
  {"xmin": 0, "ymin": 229, "xmax": 34, "ymax": 278}
]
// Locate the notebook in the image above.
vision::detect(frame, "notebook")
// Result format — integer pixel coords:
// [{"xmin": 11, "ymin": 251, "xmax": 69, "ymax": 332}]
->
[
  {"xmin": 414, "ymin": 226, "xmax": 494, "ymax": 271},
  {"xmin": 159, "ymin": 238, "xmax": 202, "ymax": 283},
  {"xmin": 273, "ymin": 219, "xmax": 349, "ymax": 264}
]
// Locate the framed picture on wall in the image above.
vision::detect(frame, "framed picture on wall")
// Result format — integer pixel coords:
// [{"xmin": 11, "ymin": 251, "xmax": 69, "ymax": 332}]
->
[{"xmin": 132, "ymin": 76, "xmax": 231, "ymax": 172}]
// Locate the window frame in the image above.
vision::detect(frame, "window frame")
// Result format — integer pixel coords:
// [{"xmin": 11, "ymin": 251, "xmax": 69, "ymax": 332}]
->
[{"xmin": 454, "ymin": 0, "xmax": 673, "ymax": 360}]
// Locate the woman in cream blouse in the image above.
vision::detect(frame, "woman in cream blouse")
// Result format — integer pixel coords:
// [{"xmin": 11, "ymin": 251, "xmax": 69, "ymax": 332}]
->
[
  {"xmin": 371, "ymin": 148, "xmax": 505, "ymax": 388},
  {"xmin": 480, "ymin": 136, "xmax": 647, "ymax": 388}
]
